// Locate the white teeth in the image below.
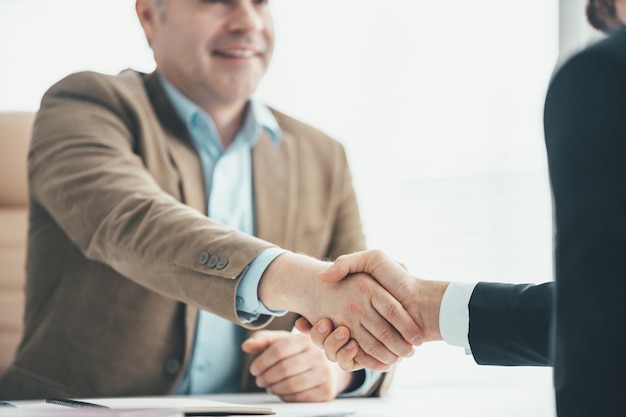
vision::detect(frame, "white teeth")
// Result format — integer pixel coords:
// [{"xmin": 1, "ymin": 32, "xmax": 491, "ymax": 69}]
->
[{"xmin": 217, "ymin": 49, "xmax": 255, "ymax": 58}]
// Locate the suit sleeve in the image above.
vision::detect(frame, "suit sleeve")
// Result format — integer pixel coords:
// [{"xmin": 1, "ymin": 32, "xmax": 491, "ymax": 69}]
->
[
  {"xmin": 28, "ymin": 72, "xmax": 274, "ymax": 325},
  {"xmin": 544, "ymin": 32, "xmax": 626, "ymax": 415},
  {"xmin": 468, "ymin": 282, "xmax": 554, "ymax": 366}
]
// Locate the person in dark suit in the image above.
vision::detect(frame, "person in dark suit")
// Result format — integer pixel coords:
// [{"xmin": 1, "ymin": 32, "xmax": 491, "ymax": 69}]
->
[{"xmin": 298, "ymin": 0, "xmax": 626, "ymax": 415}]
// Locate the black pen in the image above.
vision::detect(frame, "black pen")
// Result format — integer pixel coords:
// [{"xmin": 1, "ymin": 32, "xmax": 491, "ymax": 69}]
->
[
  {"xmin": 45, "ymin": 398, "xmax": 109, "ymax": 409},
  {"xmin": 0, "ymin": 400, "xmax": 16, "ymax": 407}
]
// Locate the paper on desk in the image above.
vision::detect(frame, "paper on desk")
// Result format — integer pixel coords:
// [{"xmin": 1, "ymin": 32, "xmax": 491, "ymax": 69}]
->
[
  {"xmin": 0, "ymin": 408, "xmax": 183, "ymax": 417},
  {"xmin": 9, "ymin": 396, "xmax": 274, "ymax": 416},
  {"xmin": 79, "ymin": 397, "xmax": 274, "ymax": 416}
]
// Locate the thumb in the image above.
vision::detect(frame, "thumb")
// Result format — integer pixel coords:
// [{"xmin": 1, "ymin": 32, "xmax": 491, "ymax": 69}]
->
[
  {"xmin": 319, "ymin": 251, "xmax": 371, "ymax": 282},
  {"xmin": 241, "ymin": 330, "xmax": 282, "ymax": 354},
  {"xmin": 294, "ymin": 317, "xmax": 313, "ymax": 334}
]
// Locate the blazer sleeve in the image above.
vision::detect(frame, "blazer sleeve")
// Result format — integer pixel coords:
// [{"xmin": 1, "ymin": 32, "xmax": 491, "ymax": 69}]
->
[
  {"xmin": 28, "ymin": 71, "xmax": 274, "ymax": 326},
  {"xmin": 468, "ymin": 282, "xmax": 554, "ymax": 366}
]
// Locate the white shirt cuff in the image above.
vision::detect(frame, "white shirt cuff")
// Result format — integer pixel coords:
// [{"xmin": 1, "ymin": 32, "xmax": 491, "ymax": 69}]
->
[{"xmin": 439, "ymin": 281, "xmax": 478, "ymax": 350}]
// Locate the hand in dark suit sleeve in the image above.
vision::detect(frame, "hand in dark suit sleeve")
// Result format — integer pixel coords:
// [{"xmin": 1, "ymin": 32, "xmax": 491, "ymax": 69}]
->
[
  {"xmin": 544, "ymin": 30, "xmax": 626, "ymax": 415},
  {"xmin": 468, "ymin": 282, "xmax": 554, "ymax": 366}
]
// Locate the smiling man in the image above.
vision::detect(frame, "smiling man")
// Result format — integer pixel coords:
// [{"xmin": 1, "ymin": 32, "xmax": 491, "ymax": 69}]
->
[{"xmin": 0, "ymin": 0, "xmax": 420, "ymax": 402}]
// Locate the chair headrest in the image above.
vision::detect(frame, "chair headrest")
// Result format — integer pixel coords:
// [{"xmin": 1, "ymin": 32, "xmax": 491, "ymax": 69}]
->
[{"xmin": 0, "ymin": 112, "xmax": 34, "ymax": 207}]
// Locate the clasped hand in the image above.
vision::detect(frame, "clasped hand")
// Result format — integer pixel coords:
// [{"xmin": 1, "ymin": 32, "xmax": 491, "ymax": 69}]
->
[{"xmin": 294, "ymin": 250, "xmax": 448, "ymax": 372}]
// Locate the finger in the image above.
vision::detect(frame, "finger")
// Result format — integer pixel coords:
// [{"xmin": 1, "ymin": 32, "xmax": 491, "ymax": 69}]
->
[
  {"xmin": 264, "ymin": 371, "xmax": 312, "ymax": 397},
  {"xmin": 319, "ymin": 251, "xmax": 380, "ymax": 283},
  {"xmin": 322, "ymin": 251, "xmax": 411, "ymax": 303},
  {"xmin": 254, "ymin": 340, "xmax": 323, "ymax": 390},
  {"xmin": 334, "ymin": 339, "xmax": 387, "ymax": 372},
  {"xmin": 261, "ymin": 355, "xmax": 334, "ymax": 402},
  {"xmin": 255, "ymin": 355, "xmax": 310, "ymax": 388},
  {"xmin": 346, "ymin": 282, "xmax": 416, "ymax": 362},
  {"xmin": 249, "ymin": 334, "xmax": 306, "ymax": 377},
  {"xmin": 353, "ymin": 345, "xmax": 392, "ymax": 373},
  {"xmin": 309, "ymin": 319, "xmax": 335, "ymax": 349},
  {"xmin": 350, "ymin": 321, "xmax": 400, "ymax": 366},
  {"xmin": 241, "ymin": 330, "xmax": 281, "ymax": 354},
  {"xmin": 321, "ymin": 326, "xmax": 351, "ymax": 362},
  {"xmin": 371, "ymin": 290, "xmax": 423, "ymax": 350},
  {"xmin": 294, "ymin": 317, "xmax": 313, "ymax": 334},
  {"xmin": 335, "ymin": 339, "xmax": 363, "ymax": 372},
  {"xmin": 266, "ymin": 375, "xmax": 337, "ymax": 403}
]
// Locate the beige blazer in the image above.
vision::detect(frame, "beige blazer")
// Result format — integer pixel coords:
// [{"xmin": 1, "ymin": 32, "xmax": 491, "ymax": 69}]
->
[{"xmin": 0, "ymin": 70, "xmax": 391, "ymax": 399}]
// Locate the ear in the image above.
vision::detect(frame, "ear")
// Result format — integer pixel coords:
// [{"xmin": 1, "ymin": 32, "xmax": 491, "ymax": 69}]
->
[{"xmin": 135, "ymin": 0, "xmax": 160, "ymax": 44}]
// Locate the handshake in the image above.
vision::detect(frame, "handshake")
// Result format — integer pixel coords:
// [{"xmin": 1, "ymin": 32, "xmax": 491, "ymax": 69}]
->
[{"xmin": 265, "ymin": 249, "xmax": 451, "ymax": 373}]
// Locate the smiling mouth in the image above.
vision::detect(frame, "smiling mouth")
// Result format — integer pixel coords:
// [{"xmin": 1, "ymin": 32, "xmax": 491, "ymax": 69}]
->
[{"xmin": 213, "ymin": 49, "xmax": 258, "ymax": 58}]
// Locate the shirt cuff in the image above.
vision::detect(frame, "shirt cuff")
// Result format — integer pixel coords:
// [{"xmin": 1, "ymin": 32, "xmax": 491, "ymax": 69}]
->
[
  {"xmin": 439, "ymin": 281, "xmax": 478, "ymax": 351},
  {"xmin": 236, "ymin": 247, "xmax": 289, "ymax": 323}
]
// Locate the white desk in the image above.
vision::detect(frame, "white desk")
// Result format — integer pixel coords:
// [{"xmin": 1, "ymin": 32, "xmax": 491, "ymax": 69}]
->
[
  {"xmin": 200, "ymin": 380, "xmax": 556, "ymax": 417},
  {"xmin": 5, "ymin": 381, "xmax": 555, "ymax": 417}
]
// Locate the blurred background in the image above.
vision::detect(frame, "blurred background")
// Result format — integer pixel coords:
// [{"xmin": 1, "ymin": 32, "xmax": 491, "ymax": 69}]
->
[{"xmin": 0, "ymin": 0, "xmax": 604, "ymax": 403}]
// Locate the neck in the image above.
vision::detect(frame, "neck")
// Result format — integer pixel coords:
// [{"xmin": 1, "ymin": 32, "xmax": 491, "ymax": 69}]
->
[
  {"xmin": 205, "ymin": 101, "xmax": 248, "ymax": 149},
  {"xmin": 157, "ymin": 72, "xmax": 249, "ymax": 149}
]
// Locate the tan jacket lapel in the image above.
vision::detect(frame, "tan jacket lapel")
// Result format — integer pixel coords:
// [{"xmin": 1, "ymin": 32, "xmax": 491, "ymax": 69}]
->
[
  {"xmin": 143, "ymin": 73, "xmax": 207, "ymax": 215},
  {"xmin": 143, "ymin": 73, "xmax": 205, "ymax": 371},
  {"xmin": 252, "ymin": 129, "xmax": 298, "ymax": 250}
]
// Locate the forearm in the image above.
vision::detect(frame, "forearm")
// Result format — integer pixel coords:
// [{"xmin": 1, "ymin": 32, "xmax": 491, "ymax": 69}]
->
[
  {"xmin": 29, "ymin": 76, "xmax": 275, "ymax": 323},
  {"xmin": 258, "ymin": 251, "xmax": 330, "ymax": 317}
]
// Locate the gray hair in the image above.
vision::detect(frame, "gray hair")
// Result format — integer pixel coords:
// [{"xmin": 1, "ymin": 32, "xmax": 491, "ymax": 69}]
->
[{"xmin": 150, "ymin": 0, "xmax": 168, "ymax": 17}]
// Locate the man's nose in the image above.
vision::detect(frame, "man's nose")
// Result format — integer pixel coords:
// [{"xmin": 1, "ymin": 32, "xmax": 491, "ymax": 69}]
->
[{"xmin": 225, "ymin": 1, "xmax": 265, "ymax": 33}]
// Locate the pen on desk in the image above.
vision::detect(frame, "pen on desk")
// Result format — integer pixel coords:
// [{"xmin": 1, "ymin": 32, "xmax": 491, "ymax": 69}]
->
[
  {"xmin": 0, "ymin": 400, "xmax": 16, "ymax": 407},
  {"xmin": 45, "ymin": 398, "xmax": 109, "ymax": 409}
]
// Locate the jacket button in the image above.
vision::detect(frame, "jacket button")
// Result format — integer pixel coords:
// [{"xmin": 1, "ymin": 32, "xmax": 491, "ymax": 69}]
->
[
  {"xmin": 216, "ymin": 257, "xmax": 229, "ymax": 270},
  {"xmin": 197, "ymin": 251, "xmax": 210, "ymax": 265},
  {"xmin": 163, "ymin": 358, "xmax": 181, "ymax": 376},
  {"xmin": 207, "ymin": 255, "xmax": 219, "ymax": 268}
]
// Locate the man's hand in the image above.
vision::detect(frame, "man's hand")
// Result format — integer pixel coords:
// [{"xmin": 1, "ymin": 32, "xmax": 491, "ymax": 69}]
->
[
  {"xmin": 241, "ymin": 330, "xmax": 355, "ymax": 402},
  {"xmin": 258, "ymin": 252, "xmax": 423, "ymax": 371},
  {"xmin": 295, "ymin": 250, "xmax": 450, "ymax": 371},
  {"xmin": 295, "ymin": 318, "xmax": 366, "ymax": 372}
]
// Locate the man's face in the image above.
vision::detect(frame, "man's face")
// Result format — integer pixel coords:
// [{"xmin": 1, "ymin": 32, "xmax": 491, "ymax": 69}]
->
[
  {"xmin": 587, "ymin": 0, "xmax": 625, "ymax": 32},
  {"xmin": 139, "ymin": 0, "xmax": 274, "ymax": 109}
]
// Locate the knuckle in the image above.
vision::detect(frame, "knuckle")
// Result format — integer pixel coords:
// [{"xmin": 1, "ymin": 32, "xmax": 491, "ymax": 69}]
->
[
  {"xmin": 318, "ymin": 385, "xmax": 335, "ymax": 401},
  {"xmin": 385, "ymin": 302, "xmax": 400, "ymax": 320},
  {"xmin": 362, "ymin": 341, "xmax": 382, "ymax": 359},
  {"xmin": 378, "ymin": 325, "xmax": 396, "ymax": 344},
  {"xmin": 338, "ymin": 359, "xmax": 353, "ymax": 372},
  {"xmin": 283, "ymin": 379, "xmax": 299, "ymax": 393},
  {"xmin": 274, "ymin": 361, "xmax": 289, "ymax": 375},
  {"xmin": 324, "ymin": 349, "xmax": 337, "ymax": 362},
  {"xmin": 353, "ymin": 347, "xmax": 371, "ymax": 364}
]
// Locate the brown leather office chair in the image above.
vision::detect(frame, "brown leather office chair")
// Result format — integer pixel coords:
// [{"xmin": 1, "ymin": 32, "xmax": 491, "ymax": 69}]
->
[{"xmin": 0, "ymin": 112, "xmax": 33, "ymax": 374}]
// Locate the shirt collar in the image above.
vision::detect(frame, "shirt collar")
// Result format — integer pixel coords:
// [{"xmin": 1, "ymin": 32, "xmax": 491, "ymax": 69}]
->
[{"xmin": 158, "ymin": 75, "xmax": 282, "ymax": 148}]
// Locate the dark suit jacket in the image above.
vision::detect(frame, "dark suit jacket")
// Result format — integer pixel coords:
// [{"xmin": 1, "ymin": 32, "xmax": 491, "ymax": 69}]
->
[
  {"xmin": 544, "ymin": 27, "xmax": 626, "ymax": 416},
  {"xmin": 468, "ymin": 28, "xmax": 626, "ymax": 416},
  {"xmin": 0, "ymin": 70, "xmax": 391, "ymax": 399}
]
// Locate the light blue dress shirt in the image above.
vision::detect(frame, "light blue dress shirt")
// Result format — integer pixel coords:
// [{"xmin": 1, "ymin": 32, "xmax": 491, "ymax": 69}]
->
[
  {"xmin": 159, "ymin": 77, "xmax": 375, "ymax": 397},
  {"xmin": 160, "ymin": 78, "xmax": 284, "ymax": 394}
]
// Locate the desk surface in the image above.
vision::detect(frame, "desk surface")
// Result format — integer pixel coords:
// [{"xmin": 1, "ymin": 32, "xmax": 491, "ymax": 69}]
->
[
  {"xmin": 5, "ymin": 381, "xmax": 555, "ymax": 417},
  {"xmin": 199, "ymin": 380, "xmax": 556, "ymax": 417}
]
